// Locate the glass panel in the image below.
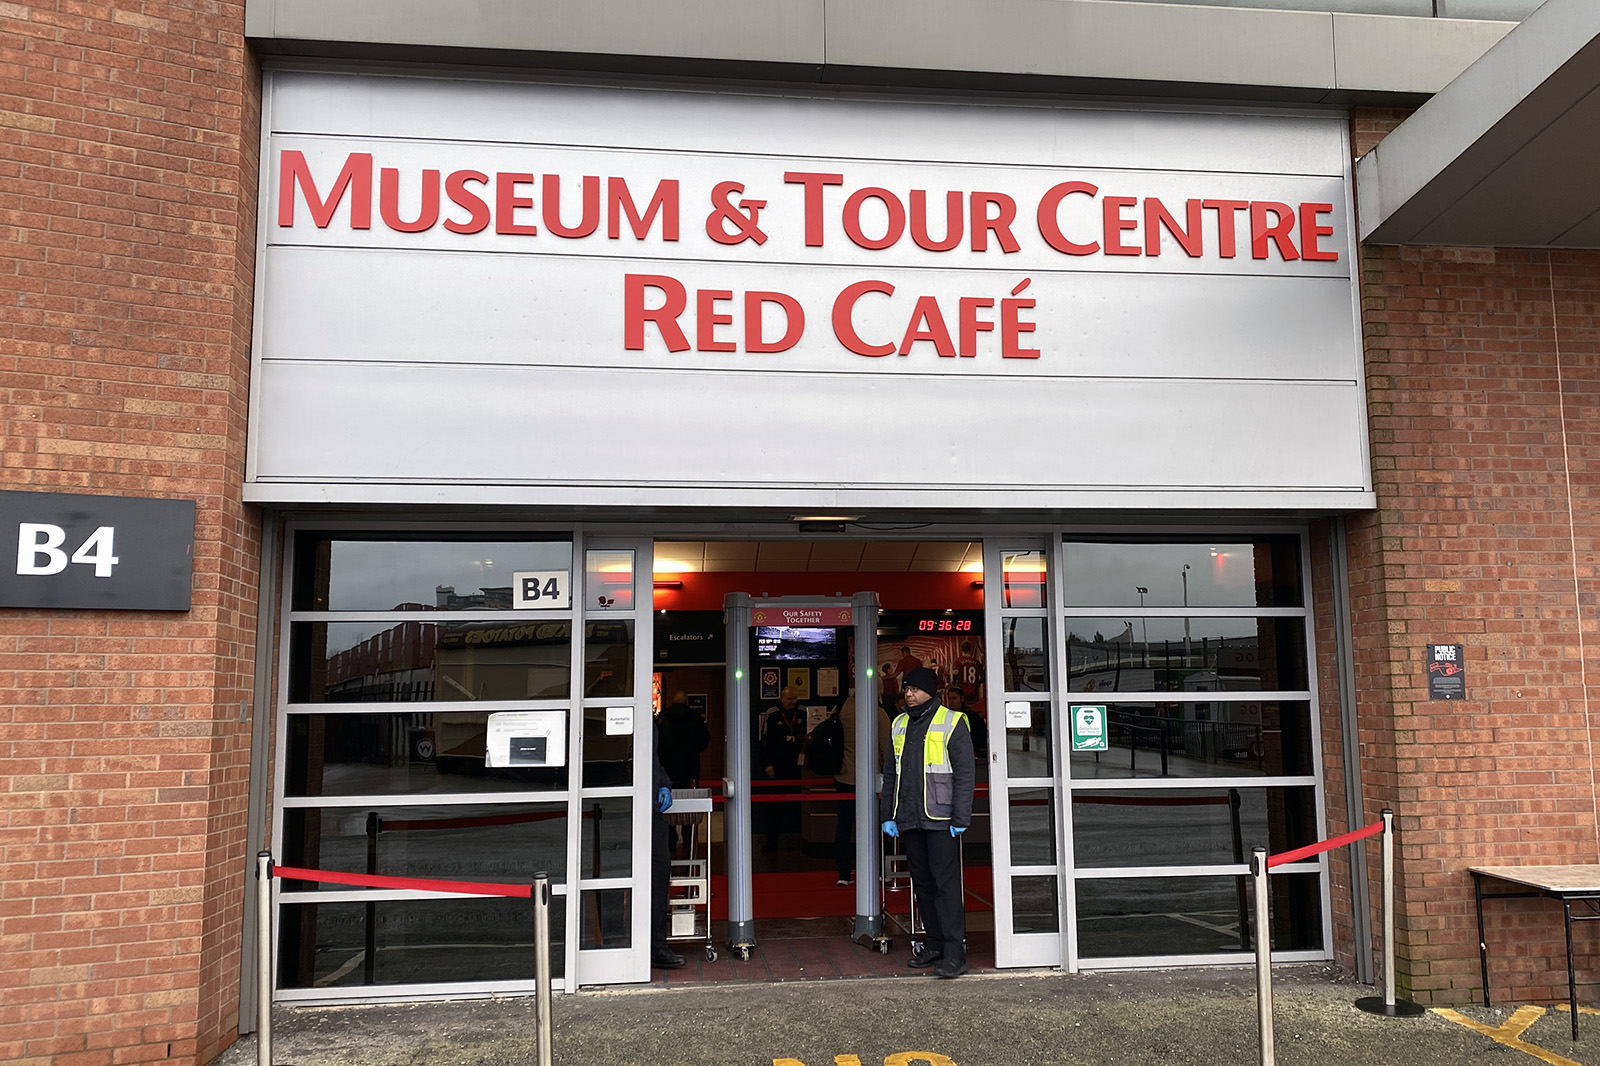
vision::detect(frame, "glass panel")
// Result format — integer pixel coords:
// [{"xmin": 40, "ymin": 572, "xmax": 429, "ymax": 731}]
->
[
  {"xmin": 581, "ymin": 706, "xmax": 634, "ymax": 787},
  {"xmin": 1009, "ymin": 788, "xmax": 1056, "ymax": 866},
  {"xmin": 288, "ymin": 621, "xmax": 573, "ymax": 703},
  {"xmin": 292, "ymin": 534, "xmax": 572, "ymax": 612},
  {"xmin": 586, "ymin": 550, "xmax": 635, "ymax": 611},
  {"xmin": 1062, "ymin": 538, "xmax": 1302, "ymax": 609},
  {"xmin": 284, "ymin": 713, "xmax": 570, "ymax": 796},
  {"xmin": 578, "ymin": 797, "xmax": 633, "ymax": 879},
  {"xmin": 281, "ymin": 804, "xmax": 568, "ymax": 887},
  {"xmin": 1002, "ymin": 617, "xmax": 1048, "ymax": 692},
  {"xmin": 1063, "ymin": 616, "xmax": 1308, "ymax": 692},
  {"xmin": 1003, "ymin": 702, "xmax": 1053, "ymax": 779},
  {"xmin": 277, "ymin": 896, "xmax": 565, "ymax": 988},
  {"xmin": 580, "ymin": 889, "xmax": 633, "ymax": 949},
  {"xmin": 1010, "ymin": 875, "xmax": 1059, "ymax": 934},
  {"xmin": 584, "ymin": 620, "xmax": 634, "ymax": 698},
  {"xmin": 1000, "ymin": 550, "xmax": 1047, "ymax": 608},
  {"xmin": 1070, "ymin": 787, "xmax": 1318, "ymax": 868},
  {"xmin": 1067, "ymin": 702, "xmax": 1315, "ymax": 780},
  {"xmin": 1076, "ymin": 872, "xmax": 1322, "ymax": 958}
]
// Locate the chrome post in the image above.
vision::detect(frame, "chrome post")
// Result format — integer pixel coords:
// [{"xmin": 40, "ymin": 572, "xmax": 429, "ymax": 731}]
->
[
  {"xmin": 533, "ymin": 872, "xmax": 553, "ymax": 1066},
  {"xmin": 255, "ymin": 851, "xmax": 273, "ymax": 1066},
  {"xmin": 1252, "ymin": 846, "xmax": 1275, "ymax": 1066}
]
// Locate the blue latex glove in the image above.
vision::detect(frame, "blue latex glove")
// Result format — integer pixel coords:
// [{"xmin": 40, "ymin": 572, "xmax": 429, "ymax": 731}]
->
[
  {"xmin": 657, "ymin": 786, "xmax": 673, "ymax": 813},
  {"xmin": 881, "ymin": 820, "xmax": 899, "ymax": 838},
  {"xmin": 950, "ymin": 826, "xmax": 966, "ymax": 837}
]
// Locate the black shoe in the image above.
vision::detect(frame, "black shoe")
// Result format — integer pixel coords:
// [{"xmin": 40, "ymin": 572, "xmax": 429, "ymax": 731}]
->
[
  {"xmin": 651, "ymin": 948, "xmax": 686, "ymax": 969},
  {"xmin": 907, "ymin": 947, "xmax": 943, "ymax": 969},
  {"xmin": 933, "ymin": 956, "xmax": 968, "ymax": 979}
]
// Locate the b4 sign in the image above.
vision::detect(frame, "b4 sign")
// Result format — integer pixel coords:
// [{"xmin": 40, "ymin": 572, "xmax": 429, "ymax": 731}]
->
[{"xmin": 1, "ymin": 491, "xmax": 196, "ymax": 611}]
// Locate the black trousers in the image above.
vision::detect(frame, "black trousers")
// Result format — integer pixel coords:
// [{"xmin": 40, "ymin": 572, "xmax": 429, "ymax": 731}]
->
[
  {"xmin": 651, "ymin": 809, "xmax": 670, "ymax": 952},
  {"xmin": 833, "ymin": 780, "xmax": 854, "ymax": 880},
  {"xmin": 902, "ymin": 827, "xmax": 965, "ymax": 960}
]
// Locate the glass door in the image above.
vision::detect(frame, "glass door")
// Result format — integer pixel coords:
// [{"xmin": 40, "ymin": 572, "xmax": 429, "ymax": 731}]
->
[
  {"xmin": 983, "ymin": 539, "xmax": 1068, "ymax": 969},
  {"xmin": 572, "ymin": 535, "xmax": 654, "ymax": 986}
]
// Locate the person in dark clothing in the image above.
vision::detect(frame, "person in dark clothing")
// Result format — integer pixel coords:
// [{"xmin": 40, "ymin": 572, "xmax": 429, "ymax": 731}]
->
[
  {"xmin": 760, "ymin": 687, "xmax": 806, "ymax": 851},
  {"xmin": 880, "ymin": 665, "xmax": 975, "ymax": 979},
  {"xmin": 657, "ymin": 691, "xmax": 710, "ymax": 849},
  {"xmin": 650, "ymin": 719, "xmax": 685, "ymax": 969}
]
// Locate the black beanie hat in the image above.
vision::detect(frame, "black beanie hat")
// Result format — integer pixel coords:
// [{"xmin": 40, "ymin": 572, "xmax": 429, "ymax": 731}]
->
[{"xmin": 902, "ymin": 666, "xmax": 940, "ymax": 697}]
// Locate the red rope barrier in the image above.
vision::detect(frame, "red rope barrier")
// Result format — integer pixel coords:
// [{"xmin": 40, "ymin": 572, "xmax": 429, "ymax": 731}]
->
[
  {"xmin": 272, "ymin": 864, "xmax": 532, "ymax": 898},
  {"xmin": 1266, "ymin": 820, "xmax": 1383, "ymax": 869}
]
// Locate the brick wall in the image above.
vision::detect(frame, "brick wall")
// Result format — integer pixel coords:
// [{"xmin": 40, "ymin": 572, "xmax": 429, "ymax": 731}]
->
[
  {"xmin": 1347, "ymin": 109, "xmax": 1600, "ymax": 1005},
  {"xmin": 0, "ymin": 4, "xmax": 260, "ymax": 1065}
]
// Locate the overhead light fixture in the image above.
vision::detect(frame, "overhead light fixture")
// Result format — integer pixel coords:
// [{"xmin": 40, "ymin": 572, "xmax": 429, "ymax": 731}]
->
[
  {"xmin": 790, "ymin": 515, "xmax": 861, "ymax": 522},
  {"xmin": 652, "ymin": 579, "xmax": 683, "ymax": 590},
  {"xmin": 796, "ymin": 520, "xmax": 847, "ymax": 534}
]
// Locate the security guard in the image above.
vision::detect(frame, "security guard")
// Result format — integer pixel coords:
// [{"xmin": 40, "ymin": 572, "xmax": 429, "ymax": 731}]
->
[{"xmin": 880, "ymin": 665, "xmax": 976, "ymax": 978}]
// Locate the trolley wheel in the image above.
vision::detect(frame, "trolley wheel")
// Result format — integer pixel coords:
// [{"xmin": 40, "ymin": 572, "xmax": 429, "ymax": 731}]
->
[
  {"xmin": 705, "ymin": 945, "xmax": 718, "ymax": 963},
  {"xmin": 877, "ymin": 939, "xmax": 891, "ymax": 955},
  {"xmin": 733, "ymin": 944, "xmax": 753, "ymax": 962}
]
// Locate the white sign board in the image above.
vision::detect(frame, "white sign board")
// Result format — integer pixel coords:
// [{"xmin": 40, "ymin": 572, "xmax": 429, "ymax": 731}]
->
[
  {"xmin": 485, "ymin": 710, "xmax": 567, "ymax": 767},
  {"xmin": 512, "ymin": 570, "xmax": 570, "ymax": 609},
  {"xmin": 1005, "ymin": 701, "xmax": 1033, "ymax": 729},
  {"xmin": 250, "ymin": 72, "xmax": 1370, "ymax": 511},
  {"xmin": 606, "ymin": 706, "xmax": 633, "ymax": 736}
]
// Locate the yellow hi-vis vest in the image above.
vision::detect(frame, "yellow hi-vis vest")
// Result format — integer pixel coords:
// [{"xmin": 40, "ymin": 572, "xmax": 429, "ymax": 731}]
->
[{"xmin": 889, "ymin": 705, "xmax": 969, "ymax": 822}]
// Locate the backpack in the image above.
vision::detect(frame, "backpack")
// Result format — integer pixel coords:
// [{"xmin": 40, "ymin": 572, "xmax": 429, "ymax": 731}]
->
[{"xmin": 806, "ymin": 712, "xmax": 845, "ymax": 777}]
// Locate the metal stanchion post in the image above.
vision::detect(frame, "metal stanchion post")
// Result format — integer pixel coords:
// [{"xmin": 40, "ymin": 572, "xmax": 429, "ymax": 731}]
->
[
  {"xmin": 1251, "ymin": 847, "xmax": 1276, "ymax": 1066},
  {"xmin": 255, "ymin": 851, "xmax": 273, "ymax": 1066},
  {"xmin": 1356, "ymin": 809, "xmax": 1423, "ymax": 1016},
  {"xmin": 532, "ymin": 871, "xmax": 553, "ymax": 1066}
]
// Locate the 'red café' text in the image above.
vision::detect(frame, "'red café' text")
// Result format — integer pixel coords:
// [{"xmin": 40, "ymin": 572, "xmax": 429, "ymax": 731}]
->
[{"xmin": 279, "ymin": 152, "xmax": 1341, "ymax": 360}]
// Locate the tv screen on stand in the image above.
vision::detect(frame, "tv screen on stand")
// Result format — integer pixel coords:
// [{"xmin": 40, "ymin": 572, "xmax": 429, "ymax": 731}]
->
[{"xmin": 755, "ymin": 626, "xmax": 838, "ymax": 661}]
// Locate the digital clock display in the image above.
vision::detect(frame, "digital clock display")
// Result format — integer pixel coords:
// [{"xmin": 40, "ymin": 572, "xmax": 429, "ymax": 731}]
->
[{"xmin": 916, "ymin": 618, "xmax": 974, "ymax": 632}]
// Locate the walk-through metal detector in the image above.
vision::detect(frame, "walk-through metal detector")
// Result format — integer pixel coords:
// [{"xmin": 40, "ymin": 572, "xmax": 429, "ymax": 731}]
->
[{"xmin": 723, "ymin": 592, "xmax": 880, "ymax": 958}]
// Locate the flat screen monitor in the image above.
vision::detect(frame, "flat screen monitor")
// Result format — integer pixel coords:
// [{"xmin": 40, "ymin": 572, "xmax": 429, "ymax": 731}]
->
[{"xmin": 755, "ymin": 626, "xmax": 837, "ymax": 661}]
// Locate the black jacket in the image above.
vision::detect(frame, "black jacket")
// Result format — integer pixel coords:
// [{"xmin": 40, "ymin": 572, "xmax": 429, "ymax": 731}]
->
[
  {"xmin": 880, "ymin": 698, "xmax": 975, "ymax": 830},
  {"xmin": 657, "ymin": 701, "xmax": 710, "ymax": 788}
]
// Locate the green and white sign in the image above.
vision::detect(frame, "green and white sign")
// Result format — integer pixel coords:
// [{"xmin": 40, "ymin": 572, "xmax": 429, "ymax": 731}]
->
[{"xmin": 1071, "ymin": 705, "xmax": 1109, "ymax": 751}]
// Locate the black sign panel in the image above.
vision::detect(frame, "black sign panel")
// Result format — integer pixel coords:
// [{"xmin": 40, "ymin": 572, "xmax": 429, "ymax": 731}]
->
[
  {"xmin": 654, "ymin": 611, "xmax": 725, "ymax": 664},
  {"xmin": 0, "ymin": 490, "xmax": 195, "ymax": 611},
  {"xmin": 1426, "ymin": 643, "xmax": 1465, "ymax": 700}
]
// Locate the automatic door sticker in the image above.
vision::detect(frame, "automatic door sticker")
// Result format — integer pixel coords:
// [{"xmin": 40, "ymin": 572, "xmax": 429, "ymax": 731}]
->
[{"xmin": 1071, "ymin": 704, "xmax": 1108, "ymax": 751}]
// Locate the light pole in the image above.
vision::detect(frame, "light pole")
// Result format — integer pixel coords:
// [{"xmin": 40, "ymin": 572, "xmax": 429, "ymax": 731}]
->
[
  {"xmin": 1181, "ymin": 564, "xmax": 1191, "ymax": 666},
  {"xmin": 1135, "ymin": 586, "xmax": 1149, "ymax": 667}
]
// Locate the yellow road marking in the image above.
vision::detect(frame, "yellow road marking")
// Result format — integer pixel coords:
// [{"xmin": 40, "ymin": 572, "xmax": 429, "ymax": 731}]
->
[{"xmin": 1434, "ymin": 1006, "xmax": 1587, "ymax": 1066}]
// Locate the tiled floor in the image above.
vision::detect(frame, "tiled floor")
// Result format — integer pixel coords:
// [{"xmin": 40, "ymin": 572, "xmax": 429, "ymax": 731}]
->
[{"xmin": 655, "ymin": 919, "xmax": 996, "ymax": 985}]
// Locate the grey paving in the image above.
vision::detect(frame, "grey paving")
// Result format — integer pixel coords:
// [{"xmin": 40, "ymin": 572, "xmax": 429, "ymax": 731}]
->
[{"xmin": 221, "ymin": 965, "xmax": 1599, "ymax": 1066}]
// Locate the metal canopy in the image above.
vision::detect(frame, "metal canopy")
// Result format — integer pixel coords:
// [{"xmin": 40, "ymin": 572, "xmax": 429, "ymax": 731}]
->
[{"xmin": 1358, "ymin": 0, "xmax": 1600, "ymax": 247}]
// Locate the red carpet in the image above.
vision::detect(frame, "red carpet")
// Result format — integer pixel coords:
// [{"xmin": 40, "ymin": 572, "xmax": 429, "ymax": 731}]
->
[{"xmin": 709, "ymin": 868, "xmax": 994, "ymax": 920}]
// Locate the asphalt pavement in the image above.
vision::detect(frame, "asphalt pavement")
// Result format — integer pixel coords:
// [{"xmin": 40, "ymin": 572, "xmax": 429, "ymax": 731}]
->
[{"xmin": 220, "ymin": 964, "xmax": 1600, "ymax": 1066}]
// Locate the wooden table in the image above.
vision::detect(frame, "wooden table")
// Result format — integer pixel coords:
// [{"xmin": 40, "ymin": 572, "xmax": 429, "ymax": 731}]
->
[{"xmin": 1470, "ymin": 865, "xmax": 1600, "ymax": 1040}]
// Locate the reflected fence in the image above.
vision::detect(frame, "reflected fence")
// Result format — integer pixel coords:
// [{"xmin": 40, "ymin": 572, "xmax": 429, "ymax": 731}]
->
[{"xmin": 1104, "ymin": 709, "xmax": 1266, "ymax": 775}]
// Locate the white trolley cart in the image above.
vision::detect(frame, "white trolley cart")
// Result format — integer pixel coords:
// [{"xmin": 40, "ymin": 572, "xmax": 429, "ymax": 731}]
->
[{"xmin": 666, "ymin": 787, "xmax": 717, "ymax": 963}]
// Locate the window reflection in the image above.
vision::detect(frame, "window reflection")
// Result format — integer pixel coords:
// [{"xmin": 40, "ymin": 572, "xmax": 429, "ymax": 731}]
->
[
  {"xmin": 1070, "ymin": 787, "xmax": 1317, "ymax": 868},
  {"xmin": 1062, "ymin": 538, "xmax": 1301, "ymax": 609},
  {"xmin": 586, "ymin": 550, "xmax": 635, "ymax": 611},
  {"xmin": 1002, "ymin": 617, "xmax": 1048, "ymax": 692},
  {"xmin": 284, "ymin": 713, "xmax": 571, "ymax": 796},
  {"xmin": 281, "ymin": 803, "xmax": 568, "ymax": 887},
  {"xmin": 584, "ymin": 620, "xmax": 634, "ymax": 698},
  {"xmin": 1062, "ymin": 617, "xmax": 1307, "ymax": 693},
  {"xmin": 1076, "ymin": 872, "xmax": 1321, "ymax": 958},
  {"xmin": 1001, "ymin": 550, "xmax": 1047, "ymax": 608},
  {"xmin": 292, "ymin": 535, "xmax": 572, "ymax": 612},
  {"xmin": 1066, "ymin": 702, "xmax": 1314, "ymax": 779},
  {"xmin": 289, "ymin": 621, "xmax": 574, "ymax": 703},
  {"xmin": 278, "ymin": 897, "xmax": 565, "ymax": 988}
]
